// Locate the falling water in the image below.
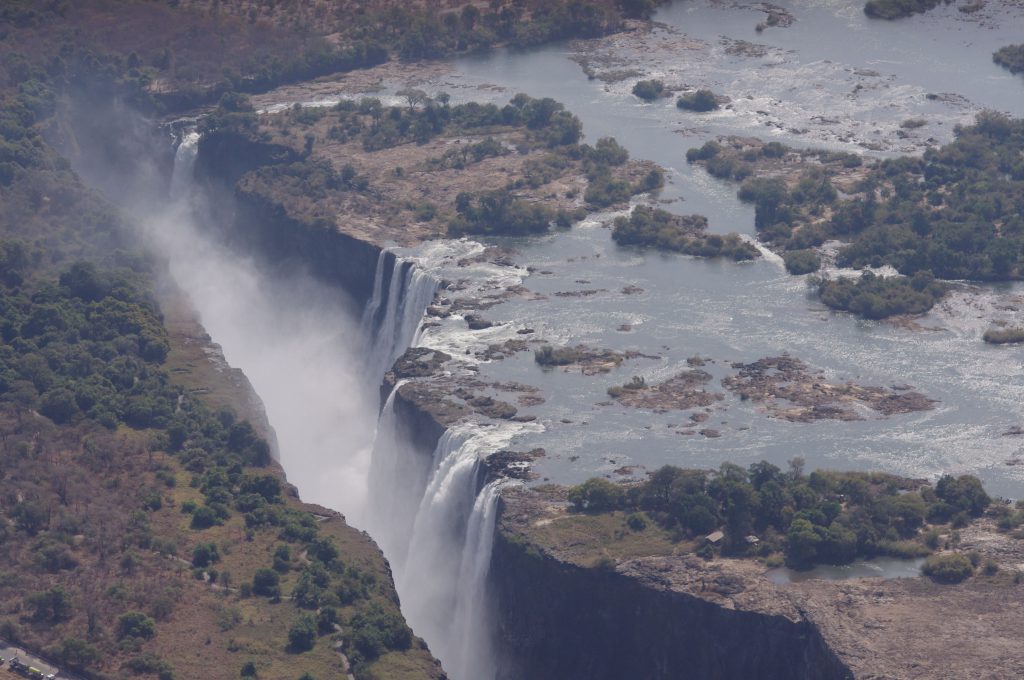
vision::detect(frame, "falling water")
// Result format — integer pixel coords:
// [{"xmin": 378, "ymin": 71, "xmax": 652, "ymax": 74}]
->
[
  {"xmin": 169, "ymin": 131, "xmax": 199, "ymax": 200},
  {"xmin": 167, "ymin": 131, "xmax": 520, "ymax": 680},
  {"xmin": 362, "ymin": 256, "xmax": 440, "ymax": 381}
]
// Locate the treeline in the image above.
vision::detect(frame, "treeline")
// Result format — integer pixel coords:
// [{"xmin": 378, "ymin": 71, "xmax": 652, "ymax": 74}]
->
[
  {"xmin": 611, "ymin": 206, "xmax": 759, "ymax": 261},
  {"xmin": 2, "ymin": 0, "xmax": 666, "ymax": 118},
  {"xmin": 568, "ymin": 461, "xmax": 990, "ymax": 569}
]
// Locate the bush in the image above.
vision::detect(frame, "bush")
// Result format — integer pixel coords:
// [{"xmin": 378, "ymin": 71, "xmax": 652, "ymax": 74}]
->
[
  {"xmin": 676, "ymin": 89, "xmax": 719, "ymax": 112},
  {"xmin": 534, "ymin": 345, "xmax": 582, "ymax": 366},
  {"xmin": 815, "ymin": 271, "xmax": 947, "ymax": 319},
  {"xmin": 864, "ymin": 0, "xmax": 941, "ymax": 20},
  {"xmin": 994, "ymin": 44, "xmax": 1024, "ymax": 75},
  {"xmin": 983, "ymin": 327, "xmax": 1024, "ymax": 345},
  {"xmin": 288, "ymin": 614, "xmax": 317, "ymax": 652},
  {"xmin": 568, "ymin": 478, "xmax": 626, "ymax": 512},
  {"xmin": 116, "ymin": 612, "xmax": 156, "ymax": 640},
  {"xmin": 347, "ymin": 604, "xmax": 412, "ymax": 661},
  {"xmin": 626, "ymin": 513, "xmax": 647, "ymax": 531},
  {"xmin": 611, "ymin": 206, "xmax": 759, "ymax": 261},
  {"xmin": 632, "ymin": 79, "xmax": 665, "ymax": 101},
  {"xmin": 252, "ymin": 568, "xmax": 280, "ymax": 598},
  {"xmin": 26, "ymin": 586, "xmax": 72, "ymax": 623},
  {"xmin": 448, "ymin": 189, "xmax": 554, "ymax": 236},
  {"xmin": 192, "ymin": 543, "xmax": 220, "ymax": 568},
  {"xmin": 783, "ymin": 249, "xmax": 821, "ymax": 275},
  {"xmin": 190, "ymin": 505, "xmax": 220, "ymax": 529},
  {"xmin": 922, "ymin": 552, "xmax": 974, "ymax": 583}
]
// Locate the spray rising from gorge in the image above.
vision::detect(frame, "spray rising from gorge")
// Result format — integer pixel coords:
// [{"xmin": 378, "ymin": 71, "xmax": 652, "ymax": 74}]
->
[{"xmin": 159, "ymin": 131, "xmax": 510, "ymax": 679}]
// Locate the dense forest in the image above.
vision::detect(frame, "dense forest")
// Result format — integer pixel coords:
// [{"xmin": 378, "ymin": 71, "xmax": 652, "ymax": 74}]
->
[
  {"xmin": 0, "ymin": 0, "xmax": 665, "ymax": 113},
  {"xmin": 729, "ymin": 114, "xmax": 1024, "ymax": 282},
  {"xmin": 568, "ymin": 462, "xmax": 993, "ymax": 572},
  {"xmin": 0, "ymin": 251, "xmax": 436, "ymax": 679}
]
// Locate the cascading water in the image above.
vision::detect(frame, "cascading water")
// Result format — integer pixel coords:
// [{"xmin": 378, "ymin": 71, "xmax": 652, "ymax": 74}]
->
[
  {"xmin": 384, "ymin": 422, "xmax": 538, "ymax": 680},
  {"xmin": 169, "ymin": 131, "xmax": 199, "ymax": 200},
  {"xmin": 448, "ymin": 479, "xmax": 514, "ymax": 680},
  {"xmin": 362, "ymin": 255, "xmax": 440, "ymax": 382},
  {"xmin": 163, "ymin": 131, "xmax": 516, "ymax": 680}
]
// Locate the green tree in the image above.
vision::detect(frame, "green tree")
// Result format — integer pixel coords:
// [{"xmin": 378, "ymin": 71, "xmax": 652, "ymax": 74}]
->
[
  {"xmin": 26, "ymin": 586, "xmax": 72, "ymax": 623},
  {"xmin": 117, "ymin": 611, "xmax": 156, "ymax": 640},
  {"xmin": 568, "ymin": 478, "xmax": 626, "ymax": 512},
  {"xmin": 191, "ymin": 543, "xmax": 220, "ymax": 568},
  {"xmin": 287, "ymin": 614, "xmax": 317, "ymax": 652},
  {"xmin": 252, "ymin": 568, "xmax": 280, "ymax": 598}
]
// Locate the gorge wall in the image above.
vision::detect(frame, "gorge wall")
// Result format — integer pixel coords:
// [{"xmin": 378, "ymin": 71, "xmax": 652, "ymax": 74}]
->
[{"xmin": 490, "ymin": 511, "xmax": 854, "ymax": 680}]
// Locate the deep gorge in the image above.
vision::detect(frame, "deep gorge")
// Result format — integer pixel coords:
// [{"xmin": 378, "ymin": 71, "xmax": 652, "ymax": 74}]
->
[{"xmin": 171, "ymin": 127, "xmax": 858, "ymax": 680}]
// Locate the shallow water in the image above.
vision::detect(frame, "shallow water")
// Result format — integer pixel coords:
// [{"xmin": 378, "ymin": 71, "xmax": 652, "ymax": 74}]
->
[
  {"xmin": 392, "ymin": 0, "xmax": 1024, "ymax": 497},
  {"xmin": 766, "ymin": 556, "xmax": 925, "ymax": 584}
]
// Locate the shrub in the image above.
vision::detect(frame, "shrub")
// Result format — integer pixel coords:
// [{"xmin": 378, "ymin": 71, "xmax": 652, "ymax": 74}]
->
[
  {"xmin": 116, "ymin": 612, "xmax": 156, "ymax": 640},
  {"xmin": 626, "ymin": 513, "xmax": 647, "ymax": 531},
  {"xmin": 982, "ymin": 327, "xmax": 1024, "ymax": 345},
  {"xmin": 26, "ymin": 586, "xmax": 72, "ymax": 623},
  {"xmin": 568, "ymin": 478, "xmax": 626, "ymax": 512},
  {"xmin": 686, "ymin": 141, "xmax": 722, "ymax": 163},
  {"xmin": 252, "ymin": 568, "xmax": 280, "ymax": 598},
  {"xmin": 632, "ymin": 79, "xmax": 665, "ymax": 101},
  {"xmin": 288, "ymin": 614, "xmax": 317, "ymax": 652},
  {"xmin": 864, "ymin": 0, "xmax": 941, "ymax": 20},
  {"xmin": 922, "ymin": 552, "xmax": 974, "ymax": 583},
  {"xmin": 783, "ymin": 249, "xmax": 821, "ymax": 275},
  {"xmin": 190, "ymin": 505, "xmax": 220, "ymax": 529},
  {"xmin": 994, "ymin": 44, "xmax": 1024, "ymax": 75},
  {"xmin": 676, "ymin": 89, "xmax": 719, "ymax": 112},
  {"xmin": 347, "ymin": 604, "xmax": 412, "ymax": 661},
  {"xmin": 192, "ymin": 543, "xmax": 220, "ymax": 568}
]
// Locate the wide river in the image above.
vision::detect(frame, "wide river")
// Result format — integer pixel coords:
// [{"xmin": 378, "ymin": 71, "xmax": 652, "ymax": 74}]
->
[{"xmin": 377, "ymin": 0, "xmax": 1024, "ymax": 498}]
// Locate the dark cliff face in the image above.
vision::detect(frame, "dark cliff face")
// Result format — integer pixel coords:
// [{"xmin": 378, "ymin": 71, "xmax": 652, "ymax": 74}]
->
[{"xmin": 490, "ymin": 522, "xmax": 853, "ymax": 680}]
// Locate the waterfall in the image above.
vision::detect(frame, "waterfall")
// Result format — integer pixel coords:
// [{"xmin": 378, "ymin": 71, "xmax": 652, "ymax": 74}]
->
[
  {"xmin": 362, "ymin": 384, "xmax": 442, "ymax": 561},
  {"xmin": 362, "ymin": 254, "xmax": 440, "ymax": 382},
  {"xmin": 169, "ymin": 131, "xmax": 199, "ymax": 200},
  {"xmin": 360, "ymin": 249, "xmax": 388, "ymax": 335},
  {"xmin": 448, "ymin": 479, "xmax": 512, "ymax": 680},
  {"xmin": 380, "ymin": 422, "xmax": 537, "ymax": 680},
  {"xmin": 167, "ymin": 130, "xmax": 510, "ymax": 680}
]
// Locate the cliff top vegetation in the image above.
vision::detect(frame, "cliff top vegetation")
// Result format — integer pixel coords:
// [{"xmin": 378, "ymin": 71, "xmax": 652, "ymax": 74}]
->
[
  {"xmin": 558, "ymin": 461, "xmax": 993, "ymax": 571},
  {"xmin": 0, "ymin": 250, "xmax": 442, "ymax": 680},
  {"xmin": 218, "ymin": 92, "xmax": 659, "ymax": 244}
]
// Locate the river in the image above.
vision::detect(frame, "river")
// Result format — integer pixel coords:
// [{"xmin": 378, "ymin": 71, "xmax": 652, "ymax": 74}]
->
[{"xmin": 160, "ymin": 2, "xmax": 1024, "ymax": 678}]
